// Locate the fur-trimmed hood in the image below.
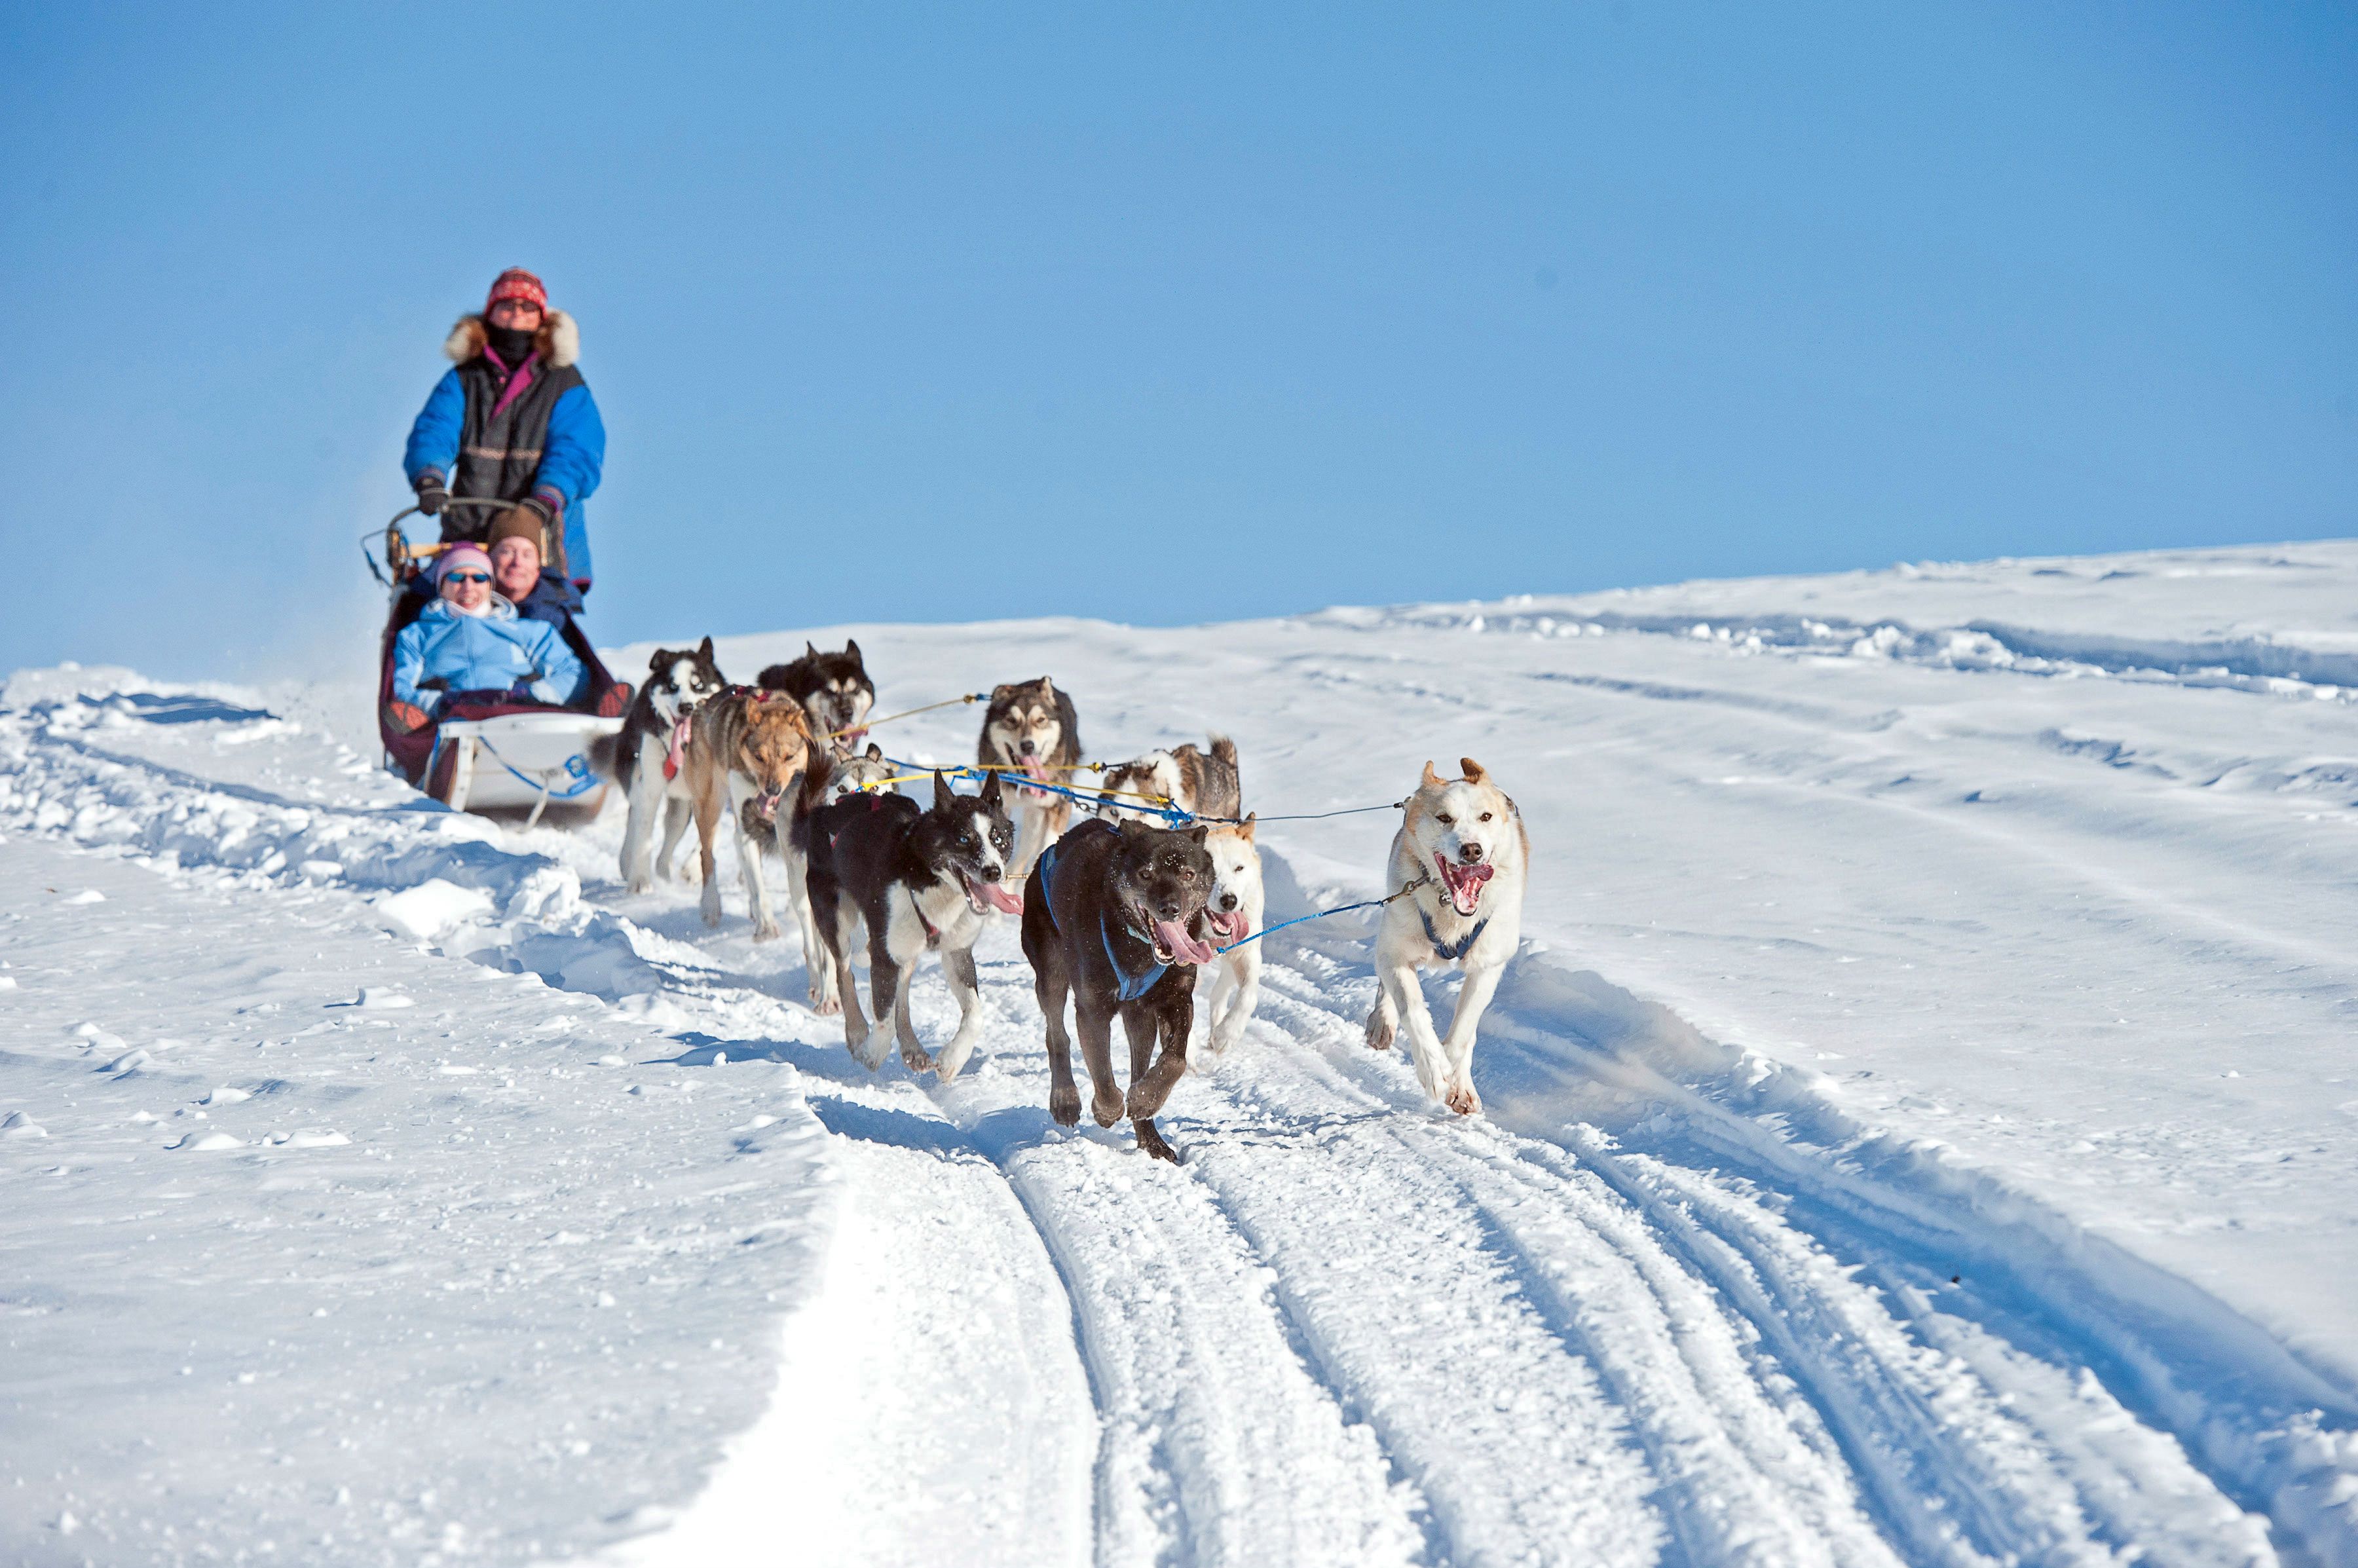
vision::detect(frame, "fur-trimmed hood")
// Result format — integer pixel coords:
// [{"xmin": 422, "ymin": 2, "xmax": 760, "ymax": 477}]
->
[{"xmin": 443, "ymin": 309, "xmax": 579, "ymax": 368}]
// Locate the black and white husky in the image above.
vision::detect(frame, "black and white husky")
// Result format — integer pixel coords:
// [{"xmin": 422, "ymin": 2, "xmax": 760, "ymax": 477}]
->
[
  {"xmin": 767, "ymin": 741, "xmax": 895, "ymax": 1015},
  {"xmin": 805, "ymin": 770, "xmax": 1023, "ymax": 1080},
  {"xmin": 757, "ymin": 640, "xmax": 875, "ymax": 749},
  {"xmin": 590, "ymin": 638, "xmax": 730, "ymax": 894}
]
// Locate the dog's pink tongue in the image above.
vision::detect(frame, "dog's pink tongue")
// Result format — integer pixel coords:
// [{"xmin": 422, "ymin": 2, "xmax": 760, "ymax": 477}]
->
[
  {"xmin": 1154, "ymin": 919, "xmax": 1217, "ymax": 965},
  {"xmin": 971, "ymin": 878, "xmax": 1024, "ymax": 914},
  {"xmin": 1020, "ymin": 755, "xmax": 1051, "ymax": 782},
  {"xmin": 1445, "ymin": 861, "xmax": 1493, "ymax": 914}
]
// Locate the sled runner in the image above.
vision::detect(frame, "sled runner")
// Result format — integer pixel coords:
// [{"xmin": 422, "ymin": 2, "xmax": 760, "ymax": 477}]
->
[{"xmin": 367, "ymin": 502, "xmax": 626, "ymax": 823}]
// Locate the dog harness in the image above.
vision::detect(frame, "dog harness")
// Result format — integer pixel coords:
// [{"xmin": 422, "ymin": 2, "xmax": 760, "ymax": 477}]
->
[
  {"xmin": 1419, "ymin": 905, "xmax": 1490, "ymax": 961},
  {"xmin": 1039, "ymin": 821, "xmax": 1167, "ymax": 1003}
]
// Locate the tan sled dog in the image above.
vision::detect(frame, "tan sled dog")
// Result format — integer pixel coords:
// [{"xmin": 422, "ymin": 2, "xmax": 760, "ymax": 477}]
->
[
  {"xmin": 685, "ymin": 688, "xmax": 815, "ymax": 940},
  {"xmin": 979, "ymin": 677, "xmax": 1083, "ymax": 879},
  {"xmin": 1365, "ymin": 758, "xmax": 1529, "ymax": 1115}
]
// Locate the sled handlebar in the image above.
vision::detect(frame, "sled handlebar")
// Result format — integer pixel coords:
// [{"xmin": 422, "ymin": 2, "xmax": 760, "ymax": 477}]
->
[{"xmin": 363, "ymin": 497, "xmax": 548, "ymax": 589}]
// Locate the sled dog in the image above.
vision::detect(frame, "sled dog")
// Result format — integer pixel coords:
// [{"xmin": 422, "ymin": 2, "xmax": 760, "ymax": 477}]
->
[
  {"xmin": 1364, "ymin": 758, "xmax": 1529, "ymax": 1116},
  {"xmin": 593, "ymin": 638, "xmax": 729, "ymax": 894},
  {"xmin": 1022, "ymin": 817, "xmax": 1218, "ymax": 1162},
  {"xmin": 756, "ymin": 640, "xmax": 875, "ymax": 748},
  {"xmin": 768, "ymin": 741, "xmax": 895, "ymax": 1015},
  {"xmin": 681, "ymin": 686, "xmax": 815, "ymax": 940},
  {"xmin": 1093, "ymin": 737, "xmax": 1242, "ymax": 825},
  {"xmin": 1196, "ymin": 815, "xmax": 1263, "ymax": 1064},
  {"xmin": 979, "ymin": 677, "xmax": 1083, "ymax": 878},
  {"xmin": 806, "ymin": 770, "xmax": 1022, "ymax": 1079}
]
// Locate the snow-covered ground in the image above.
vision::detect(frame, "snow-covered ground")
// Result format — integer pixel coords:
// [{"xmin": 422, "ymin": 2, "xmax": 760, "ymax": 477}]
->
[{"xmin": 5, "ymin": 540, "xmax": 2357, "ymax": 1567}]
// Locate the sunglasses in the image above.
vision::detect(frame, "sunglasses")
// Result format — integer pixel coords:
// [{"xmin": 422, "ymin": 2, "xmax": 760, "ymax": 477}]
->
[{"xmin": 444, "ymin": 571, "xmax": 492, "ymax": 585}]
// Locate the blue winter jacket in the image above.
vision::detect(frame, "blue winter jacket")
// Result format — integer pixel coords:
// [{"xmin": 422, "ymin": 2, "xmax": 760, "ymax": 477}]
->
[
  {"xmin": 403, "ymin": 375, "xmax": 607, "ymax": 584},
  {"xmin": 391, "ymin": 597, "xmax": 588, "ymax": 713}
]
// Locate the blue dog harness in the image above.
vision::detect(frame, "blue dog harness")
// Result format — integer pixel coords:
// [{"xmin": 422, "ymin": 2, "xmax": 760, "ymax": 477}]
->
[
  {"xmin": 1419, "ymin": 905, "xmax": 1490, "ymax": 961},
  {"xmin": 1039, "ymin": 821, "xmax": 1169, "ymax": 1003}
]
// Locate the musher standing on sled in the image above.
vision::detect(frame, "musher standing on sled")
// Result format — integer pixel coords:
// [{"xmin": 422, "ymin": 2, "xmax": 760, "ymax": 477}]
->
[{"xmin": 403, "ymin": 267, "xmax": 607, "ymax": 595}]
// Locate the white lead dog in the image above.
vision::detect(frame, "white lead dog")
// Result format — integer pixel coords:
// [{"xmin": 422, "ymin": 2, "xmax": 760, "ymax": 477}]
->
[
  {"xmin": 1365, "ymin": 758, "xmax": 1529, "ymax": 1115},
  {"xmin": 1197, "ymin": 815, "xmax": 1265, "ymax": 1063}
]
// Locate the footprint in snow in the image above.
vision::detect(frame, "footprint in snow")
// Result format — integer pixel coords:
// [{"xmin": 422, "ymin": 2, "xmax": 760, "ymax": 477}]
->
[{"xmin": 265, "ymin": 1129, "xmax": 348, "ymax": 1148}]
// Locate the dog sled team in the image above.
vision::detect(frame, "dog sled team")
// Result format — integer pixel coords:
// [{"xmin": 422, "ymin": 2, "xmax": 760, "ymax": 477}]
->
[
  {"xmin": 593, "ymin": 637, "xmax": 1529, "ymax": 1161},
  {"xmin": 374, "ymin": 269, "xmax": 1529, "ymax": 1159}
]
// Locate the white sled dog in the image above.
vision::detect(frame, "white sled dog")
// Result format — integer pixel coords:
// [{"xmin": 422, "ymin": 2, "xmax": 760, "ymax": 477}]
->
[
  {"xmin": 1364, "ymin": 758, "xmax": 1528, "ymax": 1115},
  {"xmin": 1196, "ymin": 814, "xmax": 1264, "ymax": 1064},
  {"xmin": 593, "ymin": 639, "xmax": 730, "ymax": 894}
]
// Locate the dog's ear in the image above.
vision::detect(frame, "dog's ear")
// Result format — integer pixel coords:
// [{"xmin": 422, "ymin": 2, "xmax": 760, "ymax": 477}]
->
[
  {"xmin": 990, "ymin": 682, "xmax": 1013, "ymax": 703},
  {"xmin": 1040, "ymin": 677, "xmax": 1056, "ymax": 696},
  {"xmin": 1420, "ymin": 760, "xmax": 1444, "ymax": 790},
  {"xmin": 648, "ymin": 649, "xmax": 671, "ymax": 675},
  {"xmin": 1238, "ymin": 812, "xmax": 1256, "ymax": 843},
  {"xmin": 979, "ymin": 770, "xmax": 1003, "ymax": 810},
  {"xmin": 1117, "ymin": 817, "xmax": 1150, "ymax": 842},
  {"xmin": 1461, "ymin": 757, "xmax": 1488, "ymax": 785},
  {"xmin": 865, "ymin": 741, "xmax": 883, "ymax": 760},
  {"xmin": 1187, "ymin": 824, "xmax": 1209, "ymax": 846},
  {"xmin": 696, "ymin": 637, "xmax": 715, "ymax": 667},
  {"xmin": 844, "ymin": 638, "xmax": 861, "ymax": 664},
  {"xmin": 806, "ymin": 640, "xmax": 819, "ymax": 658},
  {"xmin": 932, "ymin": 770, "xmax": 956, "ymax": 812}
]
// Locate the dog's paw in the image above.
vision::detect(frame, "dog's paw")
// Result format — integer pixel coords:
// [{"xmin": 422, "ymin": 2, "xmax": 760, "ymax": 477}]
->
[
  {"xmin": 1091, "ymin": 1088, "xmax": 1125, "ymax": 1129},
  {"xmin": 900, "ymin": 1044, "xmax": 937, "ymax": 1073},
  {"xmin": 811, "ymin": 993, "xmax": 842, "ymax": 1018},
  {"xmin": 1132, "ymin": 1119, "xmax": 1179, "ymax": 1163},
  {"xmin": 1364, "ymin": 1011, "xmax": 1395, "ymax": 1052},
  {"xmin": 625, "ymin": 876, "xmax": 654, "ymax": 896},
  {"xmin": 1445, "ymin": 1081, "xmax": 1482, "ymax": 1117},
  {"xmin": 1049, "ymin": 1084, "xmax": 1081, "ymax": 1127},
  {"xmin": 751, "ymin": 921, "xmax": 781, "ymax": 943}
]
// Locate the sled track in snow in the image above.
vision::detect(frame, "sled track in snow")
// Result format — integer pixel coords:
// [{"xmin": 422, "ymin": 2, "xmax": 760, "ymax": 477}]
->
[
  {"xmin": 605, "ymin": 905, "xmax": 2314, "ymax": 1567},
  {"xmin": 6, "ymin": 697, "xmax": 2353, "ymax": 1568}
]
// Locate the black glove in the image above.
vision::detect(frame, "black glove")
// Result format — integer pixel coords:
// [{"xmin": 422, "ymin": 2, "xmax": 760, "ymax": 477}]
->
[{"xmin": 413, "ymin": 474, "xmax": 449, "ymax": 515}]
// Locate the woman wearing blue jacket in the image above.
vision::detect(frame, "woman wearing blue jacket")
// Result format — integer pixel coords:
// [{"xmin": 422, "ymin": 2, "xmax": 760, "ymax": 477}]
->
[
  {"xmin": 403, "ymin": 267, "xmax": 607, "ymax": 591},
  {"xmin": 384, "ymin": 546, "xmax": 588, "ymax": 734}
]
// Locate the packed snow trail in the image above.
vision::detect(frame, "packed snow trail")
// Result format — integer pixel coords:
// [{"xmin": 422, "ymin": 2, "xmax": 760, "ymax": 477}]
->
[{"xmin": 7, "ymin": 542, "xmax": 2358, "ymax": 1565}]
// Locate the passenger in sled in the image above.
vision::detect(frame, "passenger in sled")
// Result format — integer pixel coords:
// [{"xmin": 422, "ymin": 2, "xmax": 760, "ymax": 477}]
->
[{"xmin": 382, "ymin": 544, "xmax": 588, "ymax": 736}]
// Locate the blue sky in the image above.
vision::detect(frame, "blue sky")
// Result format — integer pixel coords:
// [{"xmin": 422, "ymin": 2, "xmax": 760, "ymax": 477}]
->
[{"xmin": 1, "ymin": 3, "xmax": 2352, "ymax": 681}]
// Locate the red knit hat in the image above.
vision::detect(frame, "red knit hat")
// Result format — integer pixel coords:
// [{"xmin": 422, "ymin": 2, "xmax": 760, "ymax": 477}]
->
[{"xmin": 485, "ymin": 267, "xmax": 548, "ymax": 313}]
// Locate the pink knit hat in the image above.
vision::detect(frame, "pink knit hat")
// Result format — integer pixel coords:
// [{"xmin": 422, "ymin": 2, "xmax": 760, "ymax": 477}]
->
[{"xmin": 438, "ymin": 543, "xmax": 493, "ymax": 582}]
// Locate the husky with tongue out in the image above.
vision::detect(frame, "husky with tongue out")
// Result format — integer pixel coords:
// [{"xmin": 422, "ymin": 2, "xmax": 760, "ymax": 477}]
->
[
  {"xmin": 1022, "ymin": 817, "xmax": 1220, "ymax": 1162},
  {"xmin": 805, "ymin": 770, "xmax": 1022, "ymax": 1080},
  {"xmin": 593, "ymin": 637, "xmax": 730, "ymax": 895},
  {"xmin": 1365, "ymin": 758, "xmax": 1530, "ymax": 1117},
  {"xmin": 979, "ymin": 677, "xmax": 1084, "ymax": 879}
]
